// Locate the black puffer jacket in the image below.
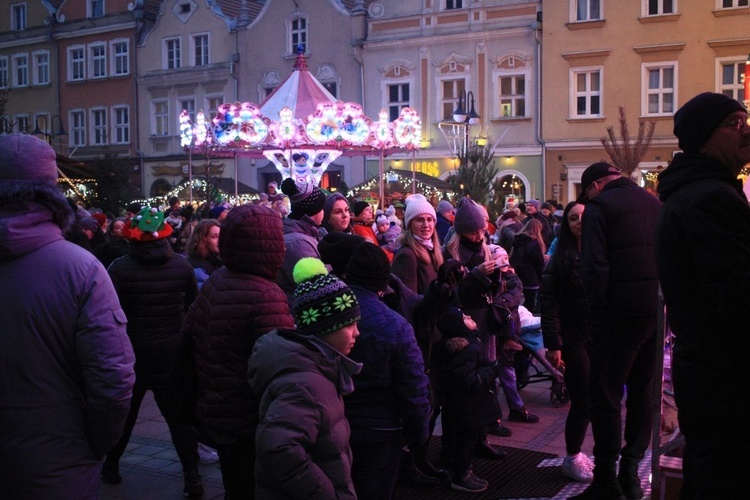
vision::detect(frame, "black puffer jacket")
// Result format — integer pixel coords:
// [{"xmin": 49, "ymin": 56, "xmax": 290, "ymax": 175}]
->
[
  {"xmin": 108, "ymin": 238, "xmax": 197, "ymax": 386},
  {"xmin": 182, "ymin": 205, "xmax": 294, "ymax": 442},
  {"xmin": 510, "ymin": 233, "xmax": 544, "ymax": 289},
  {"xmin": 656, "ymin": 153, "xmax": 750, "ymax": 425},
  {"xmin": 540, "ymin": 253, "xmax": 590, "ymax": 351},
  {"xmin": 580, "ymin": 177, "xmax": 661, "ymax": 325}
]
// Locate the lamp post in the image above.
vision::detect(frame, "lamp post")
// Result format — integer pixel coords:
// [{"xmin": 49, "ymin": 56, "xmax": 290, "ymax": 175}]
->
[
  {"xmin": 452, "ymin": 89, "xmax": 481, "ymax": 157},
  {"xmin": 31, "ymin": 115, "xmax": 68, "ymax": 150}
]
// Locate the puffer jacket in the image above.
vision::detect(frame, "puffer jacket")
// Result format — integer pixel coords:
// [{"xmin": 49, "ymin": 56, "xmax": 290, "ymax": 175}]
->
[
  {"xmin": 656, "ymin": 153, "xmax": 750, "ymax": 425},
  {"xmin": 441, "ymin": 334, "xmax": 501, "ymax": 429},
  {"xmin": 249, "ymin": 331, "xmax": 358, "ymax": 500},
  {"xmin": 580, "ymin": 177, "xmax": 661, "ymax": 324},
  {"xmin": 277, "ymin": 215, "xmax": 321, "ymax": 303},
  {"xmin": 1, "ymin": 204, "xmax": 135, "ymax": 499},
  {"xmin": 510, "ymin": 232, "xmax": 544, "ymax": 289},
  {"xmin": 344, "ymin": 285, "xmax": 431, "ymax": 446},
  {"xmin": 540, "ymin": 252, "xmax": 590, "ymax": 351},
  {"xmin": 108, "ymin": 238, "xmax": 197, "ymax": 387},
  {"xmin": 182, "ymin": 204, "xmax": 294, "ymax": 442}
]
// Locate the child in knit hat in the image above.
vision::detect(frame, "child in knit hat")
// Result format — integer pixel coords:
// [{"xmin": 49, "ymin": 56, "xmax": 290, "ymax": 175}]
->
[
  {"xmin": 248, "ymin": 257, "xmax": 362, "ymax": 498},
  {"xmin": 438, "ymin": 306, "xmax": 502, "ymax": 494},
  {"xmin": 375, "ymin": 213, "xmax": 400, "ymax": 255}
]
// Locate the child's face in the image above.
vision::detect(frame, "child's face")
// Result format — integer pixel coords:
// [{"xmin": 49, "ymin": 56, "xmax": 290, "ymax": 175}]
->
[
  {"xmin": 495, "ymin": 253, "xmax": 510, "ymax": 271},
  {"xmin": 377, "ymin": 221, "xmax": 390, "ymax": 233},
  {"xmin": 463, "ymin": 313, "xmax": 477, "ymax": 331}
]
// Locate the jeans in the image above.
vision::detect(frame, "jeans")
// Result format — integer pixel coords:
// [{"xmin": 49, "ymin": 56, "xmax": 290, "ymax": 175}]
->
[{"xmin": 350, "ymin": 427, "xmax": 402, "ymax": 500}]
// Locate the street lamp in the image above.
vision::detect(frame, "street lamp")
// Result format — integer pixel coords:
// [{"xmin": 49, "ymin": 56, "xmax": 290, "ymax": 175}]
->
[{"xmin": 32, "ymin": 115, "xmax": 68, "ymax": 149}]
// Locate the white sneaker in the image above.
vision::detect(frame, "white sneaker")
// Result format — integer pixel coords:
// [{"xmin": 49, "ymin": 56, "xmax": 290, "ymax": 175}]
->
[
  {"xmin": 198, "ymin": 443, "xmax": 220, "ymax": 465},
  {"xmin": 562, "ymin": 453, "xmax": 594, "ymax": 483}
]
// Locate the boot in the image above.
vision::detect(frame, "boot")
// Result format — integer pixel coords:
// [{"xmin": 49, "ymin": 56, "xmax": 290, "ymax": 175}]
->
[
  {"xmin": 475, "ymin": 439, "xmax": 507, "ymax": 459},
  {"xmin": 101, "ymin": 458, "xmax": 122, "ymax": 484},
  {"xmin": 398, "ymin": 449, "xmax": 440, "ymax": 488},
  {"xmin": 183, "ymin": 466, "xmax": 204, "ymax": 498},
  {"xmin": 414, "ymin": 443, "xmax": 449, "ymax": 481},
  {"xmin": 568, "ymin": 464, "xmax": 626, "ymax": 500},
  {"xmin": 617, "ymin": 458, "xmax": 644, "ymax": 500}
]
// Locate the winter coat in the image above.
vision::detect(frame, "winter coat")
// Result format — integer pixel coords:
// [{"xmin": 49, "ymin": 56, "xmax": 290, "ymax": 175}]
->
[
  {"xmin": 249, "ymin": 331, "xmax": 359, "ymax": 500},
  {"xmin": 435, "ymin": 212, "xmax": 452, "ymax": 244},
  {"xmin": 99, "ymin": 237, "xmax": 130, "ymax": 269},
  {"xmin": 442, "ymin": 333, "xmax": 502, "ymax": 429},
  {"xmin": 391, "ymin": 243, "xmax": 440, "ymax": 295},
  {"xmin": 524, "ymin": 212, "xmax": 553, "ymax": 248},
  {"xmin": 187, "ymin": 254, "xmax": 221, "ymax": 290},
  {"xmin": 344, "ymin": 285, "xmax": 431, "ymax": 447},
  {"xmin": 510, "ymin": 232, "xmax": 545, "ymax": 289},
  {"xmin": 656, "ymin": 153, "xmax": 750, "ymax": 425},
  {"xmin": 540, "ymin": 252, "xmax": 590, "ymax": 351},
  {"xmin": 498, "ymin": 219, "xmax": 522, "ymax": 253},
  {"xmin": 108, "ymin": 238, "xmax": 198, "ymax": 387},
  {"xmin": 0, "ymin": 205, "xmax": 135, "ymax": 499},
  {"xmin": 277, "ymin": 215, "xmax": 321, "ymax": 303},
  {"xmin": 580, "ymin": 176, "xmax": 660, "ymax": 326},
  {"xmin": 181, "ymin": 217, "xmax": 294, "ymax": 443}
]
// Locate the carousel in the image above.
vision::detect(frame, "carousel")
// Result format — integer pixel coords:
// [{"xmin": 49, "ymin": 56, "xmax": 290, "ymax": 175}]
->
[{"xmin": 180, "ymin": 48, "xmax": 422, "ymax": 209}]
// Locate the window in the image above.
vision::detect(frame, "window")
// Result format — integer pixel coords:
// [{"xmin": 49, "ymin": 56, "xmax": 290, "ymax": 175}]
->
[
  {"xmin": 322, "ymin": 82, "xmax": 337, "ymax": 99},
  {"xmin": 719, "ymin": 59, "xmax": 746, "ymax": 103},
  {"xmin": 575, "ymin": 0, "xmax": 602, "ymax": 21},
  {"xmin": 180, "ymin": 98, "xmax": 196, "ymax": 123},
  {"xmin": 113, "ymin": 106, "xmax": 129, "ymax": 144},
  {"xmin": 71, "ymin": 111, "xmax": 86, "ymax": 146},
  {"xmin": 290, "ymin": 17, "xmax": 307, "ymax": 53},
  {"xmin": 69, "ymin": 47, "xmax": 85, "ymax": 81},
  {"xmin": 646, "ymin": 0, "xmax": 675, "ymax": 15},
  {"xmin": 0, "ymin": 57, "xmax": 8, "ymax": 88},
  {"xmin": 90, "ymin": 44, "xmax": 106, "ymax": 78},
  {"xmin": 192, "ymin": 34, "xmax": 209, "ymax": 66},
  {"xmin": 13, "ymin": 54, "xmax": 28, "ymax": 87},
  {"xmin": 165, "ymin": 38, "xmax": 181, "ymax": 70},
  {"xmin": 154, "ymin": 101, "xmax": 169, "ymax": 136},
  {"xmin": 441, "ymin": 78, "xmax": 466, "ymax": 121},
  {"xmin": 720, "ymin": 0, "xmax": 748, "ymax": 8},
  {"xmin": 91, "ymin": 108, "xmax": 108, "ymax": 145},
  {"xmin": 15, "ymin": 114, "xmax": 29, "ymax": 133},
  {"xmin": 643, "ymin": 63, "xmax": 676, "ymax": 116},
  {"xmin": 32, "ymin": 51, "xmax": 49, "ymax": 85},
  {"xmin": 111, "ymin": 40, "xmax": 129, "ymax": 76},
  {"xmin": 12, "ymin": 3, "xmax": 26, "ymax": 31},
  {"xmin": 387, "ymin": 83, "xmax": 410, "ymax": 121},
  {"xmin": 571, "ymin": 68, "xmax": 602, "ymax": 118},
  {"xmin": 498, "ymin": 74, "xmax": 527, "ymax": 118},
  {"xmin": 446, "ymin": 0, "xmax": 463, "ymax": 9},
  {"xmin": 89, "ymin": 0, "xmax": 104, "ymax": 18},
  {"xmin": 206, "ymin": 96, "xmax": 223, "ymax": 118}
]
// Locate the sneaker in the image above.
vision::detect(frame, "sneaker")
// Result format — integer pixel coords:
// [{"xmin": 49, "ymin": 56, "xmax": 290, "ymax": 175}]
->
[
  {"xmin": 101, "ymin": 460, "xmax": 122, "ymax": 484},
  {"xmin": 487, "ymin": 420, "xmax": 512, "ymax": 437},
  {"xmin": 508, "ymin": 407, "xmax": 540, "ymax": 423},
  {"xmin": 197, "ymin": 443, "xmax": 219, "ymax": 465},
  {"xmin": 562, "ymin": 453, "xmax": 594, "ymax": 483},
  {"xmin": 451, "ymin": 470, "xmax": 489, "ymax": 493}
]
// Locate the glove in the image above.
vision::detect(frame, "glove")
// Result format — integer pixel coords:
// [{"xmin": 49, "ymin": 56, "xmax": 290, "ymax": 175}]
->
[{"xmin": 437, "ymin": 259, "xmax": 465, "ymax": 289}]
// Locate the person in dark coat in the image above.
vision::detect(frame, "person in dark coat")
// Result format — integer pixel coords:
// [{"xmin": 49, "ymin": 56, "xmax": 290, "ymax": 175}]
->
[
  {"xmin": 656, "ymin": 93, "xmax": 750, "ymax": 500},
  {"xmin": 438, "ymin": 307, "xmax": 502, "ymax": 494},
  {"xmin": 522, "ymin": 199, "xmax": 553, "ymax": 248},
  {"xmin": 185, "ymin": 218, "xmax": 222, "ymax": 289},
  {"xmin": 104, "ymin": 206, "xmax": 202, "ymax": 498},
  {"xmin": 509, "ymin": 218, "xmax": 546, "ymax": 314},
  {"xmin": 0, "ymin": 134, "xmax": 136, "ymax": 500},
  {"xmin": 572, "ymin": 162, "xmax": 661, "ymax": 500},
  {"xmin": 183, "ymin": 204, "xmax": 295, "ymax": 498},
  {"xmin": 342, "ymin": 242, "xmax": 432, "ymax": 500},
  {"xmin": 99, "ymin": 217, "xmax": 131, "ymax": 269},
  {"xmin": 435, "ymin": 199, "xmax": 455, "ymax": 245},
  {"xmin": 540, "ymin": 201, "xmax": 594, "ymax": 483},
  {"xmin": 249, "ymin": 258, "xmax": 362, "ymax": 499}
]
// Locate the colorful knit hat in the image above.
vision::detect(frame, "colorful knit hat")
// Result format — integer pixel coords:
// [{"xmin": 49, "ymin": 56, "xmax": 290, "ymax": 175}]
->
[
  {"xmin": 281, "ymin": 177, "xmax": 327, "ymax": 219},
  {"xmin": 292, "ymin": 258, "xmax": 361, "ymax": 336},
  {"xmin": 123, "ymin": 206, "xmax": 173, "ymax": 242}
]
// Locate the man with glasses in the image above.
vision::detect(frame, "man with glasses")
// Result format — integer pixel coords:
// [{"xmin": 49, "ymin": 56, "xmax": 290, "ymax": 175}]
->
[
  {"xmin": 656, "ymin": 92, "xmax": 749, "ymax": 499},
  {"xmin": 572, "ymin": 160, "xmax": 661, "ymax": 500}
]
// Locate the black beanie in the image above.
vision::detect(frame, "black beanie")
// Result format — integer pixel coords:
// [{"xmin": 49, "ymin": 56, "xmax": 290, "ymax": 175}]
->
[
  {"xmin": 318, "ymin": 232, "xmax": 366, "ymax": 276},
  {"xmin": 281, "ymin": 177, "xmax": 327, "ymax": 219},
  {"xmin": 345, "ymin": 242, "xmax": 391, "ymax": 293},
  {"xmin": 352, "ymin": 201, "xmax": 370, "ymax": 217},
  {"xmin": 436, "ymin": 307, "xmax": 475, "ymax": 339},
  {"xmin": 674, "ymin": 92, "xmax": 746, "ymax": 154}
]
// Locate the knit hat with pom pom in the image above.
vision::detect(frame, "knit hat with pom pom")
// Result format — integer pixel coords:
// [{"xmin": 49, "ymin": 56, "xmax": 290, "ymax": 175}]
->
[
  {"xmin": 123, "ymin": 206, "xmax": 173, "ymax": 242},
  {"xmin": 292, "ymin": 257, "xmax": 361, "ymax": 336},
  {"xmin": 281, "ymin": 177, "xmax": 327, "ymax": 220}
]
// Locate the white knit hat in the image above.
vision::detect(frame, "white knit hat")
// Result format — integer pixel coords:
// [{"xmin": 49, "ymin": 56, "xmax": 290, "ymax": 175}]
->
[{"xmin": 404, "ymin": 194, "xmax": 436, "ymax": 227}]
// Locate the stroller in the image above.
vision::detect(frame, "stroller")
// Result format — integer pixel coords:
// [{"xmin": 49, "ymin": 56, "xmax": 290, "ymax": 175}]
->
[{"xmin": 513, "ymin": 309, "xmax": 569, "ymax": 407}]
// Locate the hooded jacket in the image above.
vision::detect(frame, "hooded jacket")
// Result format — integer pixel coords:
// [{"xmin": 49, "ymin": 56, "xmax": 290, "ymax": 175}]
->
[
  {"xmin": 249, "ymin": 331, "xmax": 359, "ymax": 500},
  {"xmin": 656, "ymin": 153, "xmax": 750, "ymax": 424},
  {"xmin": 0, "ymin": 203, "xmax": 135, "ymax": 499},
  {"xmin": 277, "ymin": 215, "xmax": 321, "ymax": 303},
  {"xmin": 510, "ymin": 232, "xmax": 545, "ymax": 289}
]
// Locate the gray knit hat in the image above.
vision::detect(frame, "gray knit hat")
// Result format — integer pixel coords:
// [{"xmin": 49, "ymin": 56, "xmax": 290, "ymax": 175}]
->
[
  {"xmin": 453, "ymin": 197, "xmax": 487, "ymax": 234},
  {"xmin": 437, "ymin": 199, "xmax": 454, "ymax": 215}
]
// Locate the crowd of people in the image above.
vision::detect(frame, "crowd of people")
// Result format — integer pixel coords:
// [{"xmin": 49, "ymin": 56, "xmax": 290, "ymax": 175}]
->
[{"xmin": 2, "ymin": 90, "xmax": 747, "ymax": 500}]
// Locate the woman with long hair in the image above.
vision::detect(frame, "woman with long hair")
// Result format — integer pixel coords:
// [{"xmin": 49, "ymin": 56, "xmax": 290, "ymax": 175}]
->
[
  {"xmin": 99, "ymin": 217, "xmax": 131, "ymax": 268},
  {"xmin": 539, "ymin": 201, "xmax": 593, "ymax": 483},
  {"xmin": 186, "ymin": 219, "xmax": 221, "ymax": 289},
  {"xmin": 509, "ymin": 218, "xmax": 546, "ymax": 314},
  {"xmin": 320, "ymin": 192, "xmax": 353, "ymax": 235}
]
